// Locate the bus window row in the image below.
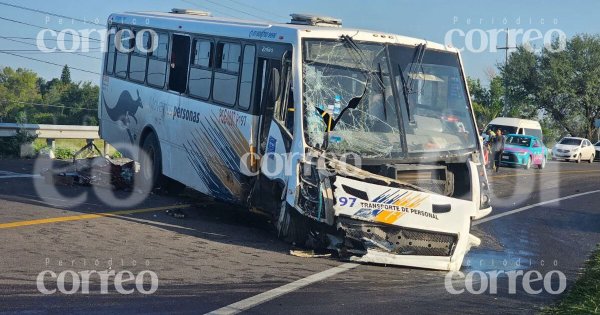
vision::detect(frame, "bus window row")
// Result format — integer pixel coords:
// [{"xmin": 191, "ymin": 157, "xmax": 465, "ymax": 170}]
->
[{"xmin": 105, "ymin": 28, "xmax": 256, "ymax": 111}]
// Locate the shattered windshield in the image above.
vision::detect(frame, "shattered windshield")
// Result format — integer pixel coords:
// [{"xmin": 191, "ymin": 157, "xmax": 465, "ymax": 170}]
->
[
  {"xmin": 303, "ymin": 40, "xmax": 403, "ymax": 158},
  {"xmin": 389, "ymin": 45, "xmax": 478, "ymax": 153},
  {"xmin": 302, "ymin": 39, "xmax": 478, "ymax": 159}
]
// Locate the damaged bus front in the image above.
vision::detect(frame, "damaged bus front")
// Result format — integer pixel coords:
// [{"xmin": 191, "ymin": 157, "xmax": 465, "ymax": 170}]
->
[
  {"xmin": 98, "ymin": 11, "xmax": 489, "ymax": 271},
  {"xmin": 281, "ymin": 37, "xmax": 492, "ymax": 271}
]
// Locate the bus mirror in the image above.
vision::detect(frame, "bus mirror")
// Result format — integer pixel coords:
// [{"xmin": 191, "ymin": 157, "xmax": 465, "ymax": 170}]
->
[{"xmin": 270, "ymin": 68, "xmax": 281, "ymax": 103}]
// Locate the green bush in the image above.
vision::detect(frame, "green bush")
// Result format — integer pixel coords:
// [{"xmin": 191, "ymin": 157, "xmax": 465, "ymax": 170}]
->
[
  {"xmin": 0, "ymin": 129, "xmax": 37, "ymax": 158},
  {"xmin": 111, "ymin": 150, "xmax": 123, "ymax": 159},
  {"xmin": 30, "ymin": 113, "xmax": 58, "ymax": 124},
  {"xmin": 53, "ymin": 147, "xmax": 76, "ymax": 160}
]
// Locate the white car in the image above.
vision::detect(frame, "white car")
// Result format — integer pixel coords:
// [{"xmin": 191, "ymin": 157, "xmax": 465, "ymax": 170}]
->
[{"xmin": 552, "ymin": 137, "xmax": 596, "ymax": 163}]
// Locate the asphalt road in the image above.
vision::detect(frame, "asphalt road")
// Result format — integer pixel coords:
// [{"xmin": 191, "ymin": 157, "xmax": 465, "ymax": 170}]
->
[{"xmin": 0, "ymin": 158, "xmax": 599, "ymax": 314}]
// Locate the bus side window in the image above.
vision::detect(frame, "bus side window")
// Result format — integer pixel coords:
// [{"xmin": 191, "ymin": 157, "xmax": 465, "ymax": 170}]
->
[
  {"xmin": 213, "ymin": 42, "xmax": 240, "ymax": 106},
  {"xmin": 168, "ymin": 34, "xmax": 191, "ymax": 94},
  {"xmin": 105, "ymin": 30, "xmax": 116, "ymax": 75},
  {"xmin": 147, "ymin": 32, "xmax": 169, "ymax": 88},
  {"xmin": 115, "ymin": 28, "xmax": 134, "ymax": 78},
  {"xmin": 189, "ymin": 39, "xmax": 213, "ymax": 100},
  {"xmin": 238, "ymin": 45, "xmax": 256, "ymax": 110},
  {"xmin": 129, "ymin": 30, "xmax": 150, "ymax": 83}
]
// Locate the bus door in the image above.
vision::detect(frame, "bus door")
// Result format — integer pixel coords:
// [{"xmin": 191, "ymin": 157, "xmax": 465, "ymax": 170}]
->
[
  {"xmin": 249, "ymin": 44, "xmax": 294, "ymax": 212},
  {"xmin": 164, "ymin": 33, "xmax": 191, "ymax": 175},
  {"xmin": 256, "ymin": 45, "xmax": 293, "ymax": 180}
]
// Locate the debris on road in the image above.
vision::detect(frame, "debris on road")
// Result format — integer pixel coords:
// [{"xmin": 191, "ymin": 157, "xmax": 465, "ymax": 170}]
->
[
  {"xmin": 165, "ymin": 208, "xmax": 186, "ymax": 219},
  {"xmin": 289, "ymin": 249, "xmax": 331, "ymax": 258},
  {"xmin": 41, "ymin": 157, "xmax": 137, "ymax": 191}
]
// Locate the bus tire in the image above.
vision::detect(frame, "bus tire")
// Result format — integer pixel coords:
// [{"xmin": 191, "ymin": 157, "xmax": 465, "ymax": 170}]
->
[
  {"xmin": 139, "ymin": 132, "xmax": 162, "ymax": 192},
  {"xmin": 277, "ymin": 201, "xmax": 309, "ymax": 247}
]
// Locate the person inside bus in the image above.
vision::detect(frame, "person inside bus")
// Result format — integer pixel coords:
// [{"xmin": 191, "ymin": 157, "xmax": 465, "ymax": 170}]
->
[{"xmin": 170, "ymin": 54, "xmax": 176, "ymax": 69}]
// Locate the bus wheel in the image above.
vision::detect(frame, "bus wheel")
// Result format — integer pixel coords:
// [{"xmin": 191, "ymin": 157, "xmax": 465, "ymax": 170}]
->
[
  {"xmin": 277, "ymin": 201, "xmax": 308, "ymax": 247},
  {"xmin": 139, "ymin": 132, "xmax": 161, "ymax": 192}
]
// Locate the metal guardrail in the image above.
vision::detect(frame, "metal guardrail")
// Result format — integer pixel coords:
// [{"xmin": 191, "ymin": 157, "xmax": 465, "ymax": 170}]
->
[
  {"xmin": 0, "ymin": 123, "xmax": 107, "ymax": 157},
  {"xmin": 0, "ymin": 123, "xmax": 99, "ymax": 139}
]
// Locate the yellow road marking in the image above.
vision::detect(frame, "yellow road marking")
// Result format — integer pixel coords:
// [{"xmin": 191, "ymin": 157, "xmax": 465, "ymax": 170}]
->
[
  {"xmin": 0, "ymin": 204, "xmax": 190, "ymax": 229},
  {"xmin": 489, "ymin": 169, "xmax": 600, "ymax": 179}
]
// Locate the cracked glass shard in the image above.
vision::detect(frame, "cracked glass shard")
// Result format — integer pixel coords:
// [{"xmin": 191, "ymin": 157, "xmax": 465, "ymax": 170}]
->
[{"xmin": 303, "ymin": 41, "xmax": 402, "ymax": 158}]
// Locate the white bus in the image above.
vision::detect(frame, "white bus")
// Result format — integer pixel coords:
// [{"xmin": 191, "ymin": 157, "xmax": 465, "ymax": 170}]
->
[{"xmin": 99, "ymin": 9, "xmax": 492, "ymax": 271}]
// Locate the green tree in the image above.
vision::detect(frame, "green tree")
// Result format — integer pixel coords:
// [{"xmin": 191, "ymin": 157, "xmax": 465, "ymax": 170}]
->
[
  {"xmin": 60, "ymin": 65, "xmax": 71, "ymax": 85},
  {"xmin": 467, "ymin": 76, "xmax": 504, "ymax": 128},
  {"xmin": 500, "ymin": 34, "xmax": 600, "ymax": 140},
  {"xmin": 0, "ymin": 65, "xmax": 99, "ymax": 125},
  {"xmin": 499, "ymin": 46, "xmax": 540, "ymax": 118},
  {"xmin": 0, "ymin": 67, "xmax": 41, "ymax": 121},
  {"xmin": 538, "ymin": 35, "xmax": 600, "ymax": 139}
]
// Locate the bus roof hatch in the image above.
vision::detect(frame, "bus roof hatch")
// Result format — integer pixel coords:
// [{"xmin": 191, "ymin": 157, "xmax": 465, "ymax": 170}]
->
[
  {"xmin": 171, "ymin": 8, "xmax": 212, "ymax": 16},
  {"xmin": 289, "ymin": 13, "xmax": 342, "ymax": 27}
]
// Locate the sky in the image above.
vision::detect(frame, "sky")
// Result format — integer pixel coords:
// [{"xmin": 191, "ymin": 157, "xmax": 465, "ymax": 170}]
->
[{"xmin": 0, "ymin": 0, "xmax": 599, "ymax": 86}]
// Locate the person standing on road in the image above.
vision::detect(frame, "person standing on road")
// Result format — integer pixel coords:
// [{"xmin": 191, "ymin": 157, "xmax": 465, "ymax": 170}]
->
[{"xmin": 491, "ymin": 129, "xmax": 505, "ymax": 172}]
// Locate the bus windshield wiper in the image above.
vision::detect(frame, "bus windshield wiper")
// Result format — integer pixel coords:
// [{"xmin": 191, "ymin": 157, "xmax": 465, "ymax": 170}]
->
[
  {"xmin": 318, "ymin": 35, "xmax": 391, "ymax": 149},
  {"xmin": 341, "ymin": 35, "xmax": 385, "ymax": 91},
  {"xmin": 377, "ymin": 62, "xmax": 387, "ymax": 120},
  {"xmin": 397, "ymin": 64, "xmax": 413, "ymax": 124},
  {"xmin": 406, "ymin": 43, "xmax": 427, "ymax": 94},
  {"xmin": 398, "ymin": 43, "xmax": 426, "ymax": 124},
  {"xmin": 320, "ymin": 35, "xmax": 383, "ymax": 131}
]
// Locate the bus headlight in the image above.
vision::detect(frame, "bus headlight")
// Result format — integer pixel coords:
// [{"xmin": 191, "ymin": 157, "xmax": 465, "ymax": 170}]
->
[
  {"xmin": 476, "ymin": 161, "xmax": 491, "ymax": 210},
  {"xmin": 480, "ymin": 189, "xmax": 491, "ymax": 209}
]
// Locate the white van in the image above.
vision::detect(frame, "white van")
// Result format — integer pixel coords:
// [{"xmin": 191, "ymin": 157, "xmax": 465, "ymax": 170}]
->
[{"xmin": 483, "ymin": 117, "xmax": 543, "ymax": 140}]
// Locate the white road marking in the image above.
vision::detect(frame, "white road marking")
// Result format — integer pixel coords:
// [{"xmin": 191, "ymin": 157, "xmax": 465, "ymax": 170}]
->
[
  {"xmin": 205, "ymin": 263, "xmax": 359, "ymax": 315},
  {"xmin": 0, "ymin": 174, "xmax": 41, "ymax": 179},
  {"xmin": 473, "ymin": 189, "xmax": 600, "ymax": 226}
]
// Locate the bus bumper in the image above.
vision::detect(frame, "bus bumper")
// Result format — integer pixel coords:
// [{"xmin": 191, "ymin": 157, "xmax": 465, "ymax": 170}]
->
[{"xmin": 333, "ymin": 176, "xmax": 480, "ymax": 271}]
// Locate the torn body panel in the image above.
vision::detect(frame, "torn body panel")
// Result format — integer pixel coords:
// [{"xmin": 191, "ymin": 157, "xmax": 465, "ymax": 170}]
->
[
  {"xmin": 333, "ymin": 176, "xmax": 479, "ymax": 271},
  {"xmin": 292, "ymin": 154, "xmax": 487, "ymax": 271}
]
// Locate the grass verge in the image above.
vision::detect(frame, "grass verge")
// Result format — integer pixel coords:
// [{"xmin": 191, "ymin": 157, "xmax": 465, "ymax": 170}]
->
[
  {"xmin": 542, "ymin": 245, "xmax": 600, "ymax": 314},
  {"xmin": 32, "ymin": 138, "xmax": 121, "ymax": 159}
]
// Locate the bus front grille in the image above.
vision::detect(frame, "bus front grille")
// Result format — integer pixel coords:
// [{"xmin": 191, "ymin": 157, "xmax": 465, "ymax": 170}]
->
[{"xmin": 339, "ymin": 217, "xmax": 458, "ymax": 257}]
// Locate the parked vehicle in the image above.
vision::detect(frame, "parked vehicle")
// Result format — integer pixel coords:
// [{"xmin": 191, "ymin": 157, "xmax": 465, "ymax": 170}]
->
[
  {"xmin": 500, "ymin": 134, "xmax": 547, "ymax": 169},
  {"xmin": 483, "ymin": 117, "xmax": 543, "ymax": 141},
  {"xmin": 99, "ymin": 9, "xmax": 492, "ymax": 271},
  {"xmin": 552, "ymin": 137, "xmax": 595, "ymax": 163},
  {"xmin": 595, "ymin": 141, "xmax": 600, "ymax": 160}
]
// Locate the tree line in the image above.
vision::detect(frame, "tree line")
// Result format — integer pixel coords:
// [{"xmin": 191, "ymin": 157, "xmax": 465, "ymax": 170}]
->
[
  {"xmin": 0, "ymin": 65, "xmax": 99, "ymax": 126},
  {"xmin": 469, "ymin": 34, "xmax": 600, "ymax": 143},
  {"xmin": 2, "ymin": 34, "xmax": 600, "ymax": 143}
]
